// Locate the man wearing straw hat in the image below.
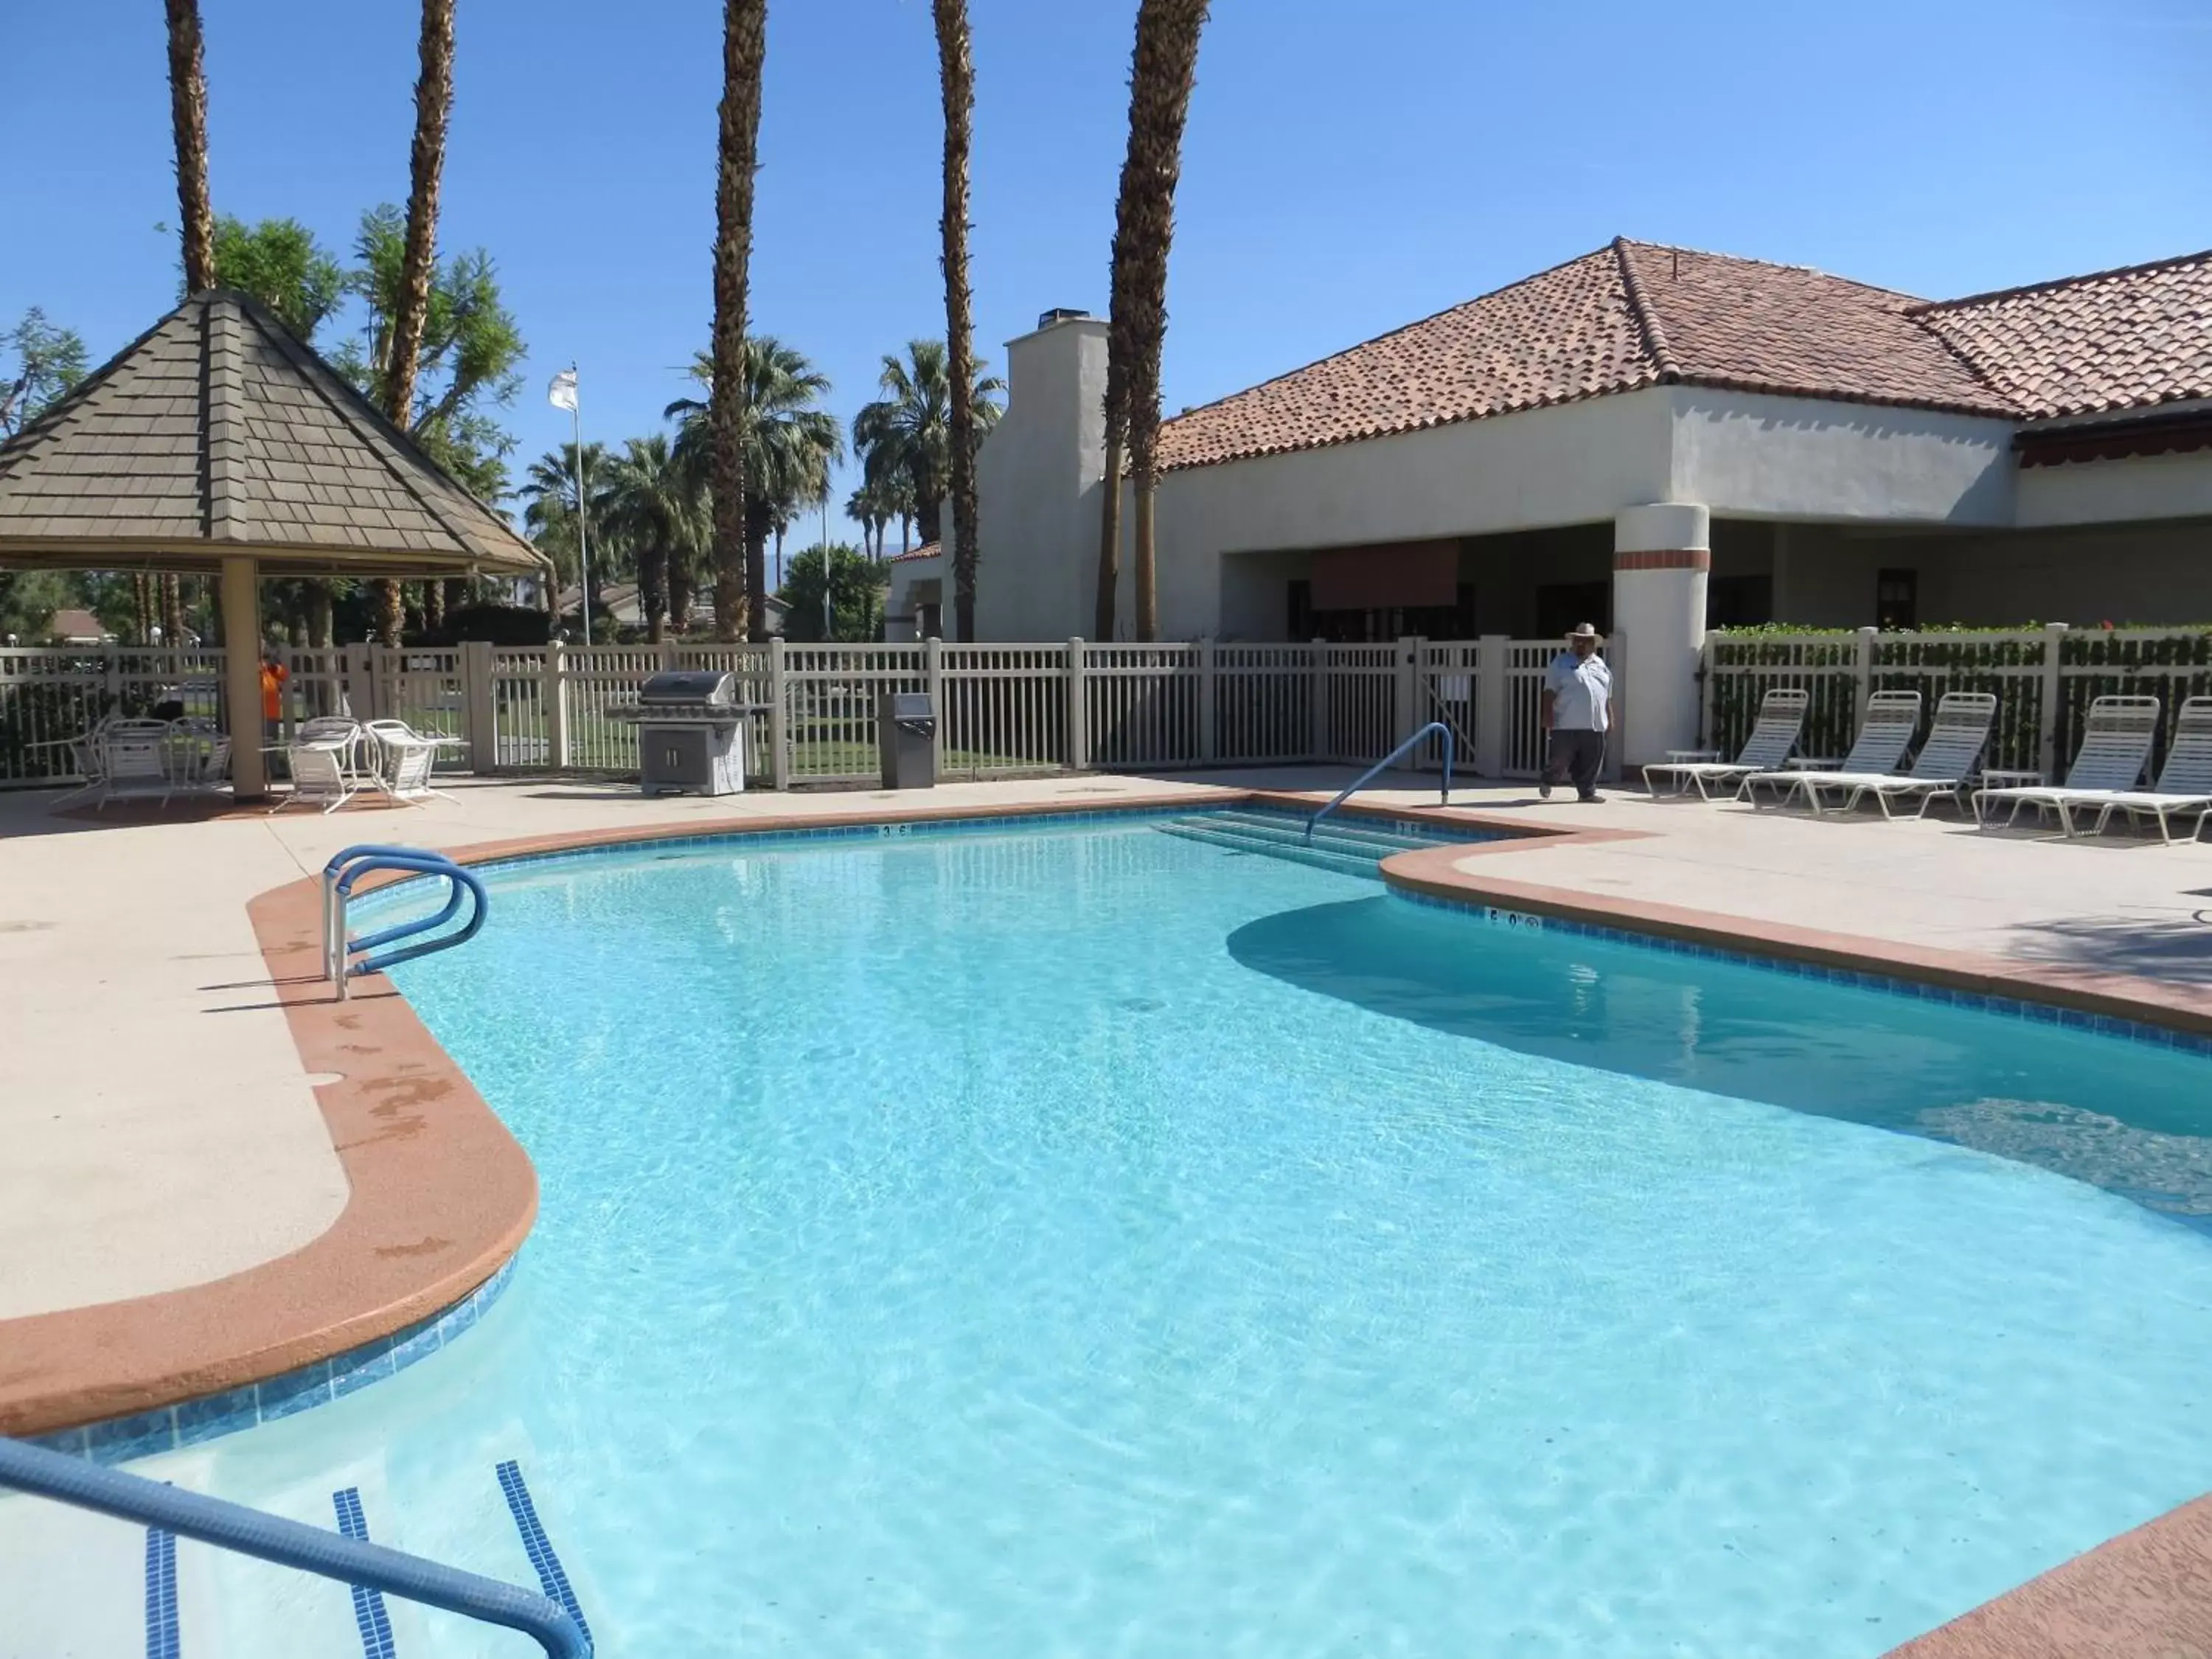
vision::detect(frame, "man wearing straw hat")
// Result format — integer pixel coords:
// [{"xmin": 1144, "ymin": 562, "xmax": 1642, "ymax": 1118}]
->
[{"xmin": 1540, "ymin": 622, "xmax": 1611, "ymax": 802}]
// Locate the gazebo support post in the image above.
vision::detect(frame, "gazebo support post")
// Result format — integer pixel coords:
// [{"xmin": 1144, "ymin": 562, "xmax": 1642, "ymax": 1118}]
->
[{"xmin": 219, "ymin": 554, "xmax": 268, "ymax": 799}]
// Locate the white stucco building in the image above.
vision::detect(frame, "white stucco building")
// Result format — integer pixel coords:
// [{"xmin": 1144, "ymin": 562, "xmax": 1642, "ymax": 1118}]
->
[{"xmin": 966, "ymin": 238, "xmax": 2212, "ymax": 759}]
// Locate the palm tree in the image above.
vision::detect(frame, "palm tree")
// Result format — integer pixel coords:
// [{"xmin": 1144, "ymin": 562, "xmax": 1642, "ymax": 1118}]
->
[
  {"xmin": 1099, "ymin": 0, "xmax": 1211, "ymax": 641},
  {"xmin": 164, "ymin": 0, "xmax": 214, "ymax": 650},
  {"xmin": 852, "ymin": 340, "xmax": 1004, "ymax": 552},
  {"xmin": 165, "ymin": 0, "xmax": 215, "ymax": 293},
  {"xmin": 603, "ymin": 434, "xmax": 703, "ymax": 643},
  {"xmin": 931, "ymin": 0, "xmax": 981, "ymax": 636},
  {"xmin": 520, "ymin": 441, "xmax": 609, "ymax": 616},
  {"xmin": 669, "ymin": 339, "xmax": 843, "ymax": 637},
  {"xmin": 711, "ymin": 0, "xmax": 771, "ymax": 641}
]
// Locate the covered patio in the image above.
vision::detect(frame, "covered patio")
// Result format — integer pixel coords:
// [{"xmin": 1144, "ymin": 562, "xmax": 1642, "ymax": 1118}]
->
[{"xmin": 0, "ymin": 288, "xmax": 546, "ymax": 798}]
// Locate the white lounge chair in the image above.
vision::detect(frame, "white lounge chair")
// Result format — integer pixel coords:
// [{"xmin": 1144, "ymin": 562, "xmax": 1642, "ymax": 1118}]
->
[
  {"xmin": 2066, "ymin": 697, "xmax": 2212, "ymax": 844},
  {"xmin": 271, "ymin": 717, "xmax": 364, "ymax": 815},
  {"xmin": 95, "ymin": 720, "xmax": 181, "ymax": 810},
  {"xmin": 1644, "ymin": 687, "xmax": 1809, "ymax": 799},
  {"xmin": 1972, "ymin": 695, "xmax": 2161, "ymax": 834},
  {"xmin": 1744, "ymin": 689, "xmax": 1923, "ymax": 809},
  {"xmin": 364, "ymin": 719, "xmax": 447, "ymax": 805},
  {"xmin": 1753, "ymin": 692, "xmax": 1999, "ymax": 819}
]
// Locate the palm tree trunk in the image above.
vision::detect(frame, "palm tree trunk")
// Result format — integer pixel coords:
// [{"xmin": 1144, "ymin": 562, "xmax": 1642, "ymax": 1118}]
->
[
  {"xmin": 307, "ymin": 580, "xmax": 334, "ymax": 649},
  {"xmin": 164, "ymin": 0, "xmax": 215, "ymax": 293},
  {"xmin": 745, "ymin": 501, "xmax": 772, "ymax": 644},
  {"xmin": 1107, "ymin": 0, "xmax": 1210, "ymax": 643},
  {"xmin": 1094, "ymin": 432, "xmax": 1123, "ymax": 639},
  {"xmin": 933, "ymin": 0, "xmax": 980, "ymax": 642},
  {"xmin": 372, "ymin": 0, "xmax": 456, "ymax": 650},
  {"xmin": 644, "ymin": 543, "xmax": 669, "ymax": 644},
  {"xmin": 713, "ymin": 0, "xmax": 769, "ymax": 643}
]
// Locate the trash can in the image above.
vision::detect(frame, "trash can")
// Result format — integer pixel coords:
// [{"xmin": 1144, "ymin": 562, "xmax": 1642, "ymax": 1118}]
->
[{"xmin": 878, "ymin": 690, "xmax": 938, "ymax": 789}]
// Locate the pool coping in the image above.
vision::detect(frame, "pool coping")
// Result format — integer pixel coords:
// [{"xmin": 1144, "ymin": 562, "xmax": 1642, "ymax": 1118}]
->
[{"xmin": 7, "ymin": 782, "xmax": 2210, "ymax": 1658}]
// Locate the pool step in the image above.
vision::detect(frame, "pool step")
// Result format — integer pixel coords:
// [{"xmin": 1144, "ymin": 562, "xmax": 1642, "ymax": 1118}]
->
[
  {"xmin": 0, "ymin": 1453, "xmax": 594, "ymax": 1659},
  {"xmin": 1156, "ymin": 811, "xmax": 1441, "ymax": 879}
]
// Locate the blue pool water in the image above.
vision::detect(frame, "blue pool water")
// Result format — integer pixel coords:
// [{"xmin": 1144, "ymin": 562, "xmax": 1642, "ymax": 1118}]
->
[{"xmin": 262, "ymin": 818, "xmax": 2212, "ymax": 1652}]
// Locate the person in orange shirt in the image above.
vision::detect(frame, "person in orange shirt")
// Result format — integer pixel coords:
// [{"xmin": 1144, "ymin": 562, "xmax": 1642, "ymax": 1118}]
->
[{"xmin": 258, "ymin": 649, "xmax": 288, "ymax": 742}]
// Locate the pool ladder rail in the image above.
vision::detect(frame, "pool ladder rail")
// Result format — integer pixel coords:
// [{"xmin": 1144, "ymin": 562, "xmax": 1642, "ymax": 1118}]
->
[
  {"xmin": 323, "ymin": 844, "xmax": 489, "ymax": 997},
  {"xmin": 0, "ymin": 1435, "xmax": 591, "ymax": 1658},
  {"xmin": 1307, "ymin": 722, "xmax": 1455, "ymax": 842}
]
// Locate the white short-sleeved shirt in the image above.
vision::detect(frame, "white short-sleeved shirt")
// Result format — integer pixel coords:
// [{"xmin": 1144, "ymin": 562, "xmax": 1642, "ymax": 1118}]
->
[{"xmin": 1545, "ymin": 650, "xmax": 1613, "ymax": 732}]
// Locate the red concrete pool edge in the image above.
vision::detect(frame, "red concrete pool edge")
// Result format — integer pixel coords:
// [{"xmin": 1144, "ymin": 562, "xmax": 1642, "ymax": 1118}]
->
[
  {"xmin": 0, "ymin": 865, "xmax": 538, "ymax": 1439},
  {"xmin": 1882, "ymin": 1496, "xmax": 2212, "ymax": 1658}
]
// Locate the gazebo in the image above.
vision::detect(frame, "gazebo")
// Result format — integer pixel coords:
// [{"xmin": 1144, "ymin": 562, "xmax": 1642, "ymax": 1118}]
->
[{"xmin": 0, "ymin": 289, "xmax": 547, "ymax": 796}]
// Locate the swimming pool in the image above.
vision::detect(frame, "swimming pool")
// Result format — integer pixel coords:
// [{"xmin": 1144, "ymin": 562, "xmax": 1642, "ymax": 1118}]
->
[{"xmin": 145, "ymin": 814, "xmax": 2212, "ymax": 1652}]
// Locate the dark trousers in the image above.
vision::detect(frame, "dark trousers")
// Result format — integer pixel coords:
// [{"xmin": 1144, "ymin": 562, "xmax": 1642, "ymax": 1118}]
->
[{"xmin": 1544, "ymin": 728, "xmax": 1606, "ymax": 798}]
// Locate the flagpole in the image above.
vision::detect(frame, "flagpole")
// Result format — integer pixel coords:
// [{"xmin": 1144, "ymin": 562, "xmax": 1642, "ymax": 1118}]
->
[{"xmin": 568, "ymin": 364, "xmax": 592, "ymax": 647}]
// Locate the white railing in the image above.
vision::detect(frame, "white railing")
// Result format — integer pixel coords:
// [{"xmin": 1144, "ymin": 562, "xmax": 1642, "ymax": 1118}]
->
[
  {"xmin": 1704, "ymin": 625, "xmax": 2212, "ymax": 778},
  {"xmin": 0, "ymin": 636, "xmax": 1576, "ymax": 790}
]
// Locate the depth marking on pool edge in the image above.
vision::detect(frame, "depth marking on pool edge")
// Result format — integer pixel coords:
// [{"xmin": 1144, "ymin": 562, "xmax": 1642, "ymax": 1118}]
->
[
  {"xmin": 144, "ymin": 1526, "xmax": 179, "ymax": 1659},
  {"xmin": 496, "ymin": 1459, "xmax": 592, "ymax": 1646},
  {"xmin": 332, "ymin": 1486, "xmax": 397, "ymax": 1659}
]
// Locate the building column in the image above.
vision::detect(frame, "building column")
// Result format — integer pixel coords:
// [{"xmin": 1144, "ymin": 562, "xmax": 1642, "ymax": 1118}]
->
[
  {"xmin": 218, "ymin": 554, "xmax": 267, "ymax": 799},
  {"xmin": 1612, "ymin": 502, "xmax": 1709, "ymax": 767}
]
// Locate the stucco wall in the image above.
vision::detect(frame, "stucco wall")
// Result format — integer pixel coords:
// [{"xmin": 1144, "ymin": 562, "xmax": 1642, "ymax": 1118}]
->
[
  {"xmin": 2015, "ymin": 451, "xmax": 2212, "ymax": 528},
  {"xmin": 1145, "ymin": 392, "xmax": 1675, "ymax": 639},
  {"xmin": 1669, "ymin": 389, "xmax": 2016, "ymax": 526},
  {"xmin": 974, "ymin": 316, "xmax": 1109, "ymax": 643}
]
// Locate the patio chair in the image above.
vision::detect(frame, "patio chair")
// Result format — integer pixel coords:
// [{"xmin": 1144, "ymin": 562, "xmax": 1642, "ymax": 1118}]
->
[
  {"xmin": 2062, "ymin": 697, "xmax": 2212, "ymax": 844},
  {"xmin": 52, "ymin": 713, "xmax": 118, "ymax": 806},
  {"xmin": 1750, "ymin": 692, "xmax": 2000, "ymax": 819},
  {"xmin": 1643, "ymin": 687, "xmax": 1809, "ymax": 800},
  {"xmin": 94, "ymin": 720, "xmax": 182, "ymax": 810},
  {"xmin": 271, "ymin": 717, "xmax": 364, "ymax": 815},
  {"xmin": 364, "ymin": 718, "xmax": 448, "ymax": 805},
  {"xmin": 1742, "ymin": 690, "xmax": 1922, "ymax": 808},
  {"xmin": 1972, "ymin": 695, "xmax": 2162, "ymax": 835}
]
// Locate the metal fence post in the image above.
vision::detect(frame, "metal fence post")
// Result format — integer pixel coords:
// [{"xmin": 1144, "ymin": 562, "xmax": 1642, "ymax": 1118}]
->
[
  {"xmin": 1065, "ymin": 637, "xmax": 1088, "ymax": 771},
  {"xmin": 1475, "ymin": 634, "xmax": 1507, "ymax": 777},
  {"xmin": 925, "ymin": 636, "xmax": 946, "ymax": 774},
  {"xmin": 342, "ymin": 642, "xmax": 378, "ymax": 722},
  {"xmin": 459, "ymin": 640, "xmax": 496, "ymax": 773},
  {"xmin": 2038, "ymin": 620, "xmax": 2069, "ymax": 779},
  {"xmin": 1310, "ymin": 638, "xmax": 1329, "ymax": 762},
  {"xmin": 768, "ymin": 636, "xmax": 791, "ymax": 790},
  {"xmin": 1197, "ymin": 637, "xmax": 1217, "ymax": 765},
  {"xmin": 1853, "ymin": 625, "xmax": 1878, "ymax": 719},
  {"xmin": 661, "ymin": 638, "xmax": 679, "ymax": 672},
  {"xmin": 543, "ymin": 642, "xmax": 569, "ymax": 770},
  {"xmin": 102, "ymin": 641, "xmax": 122, "ymax": 713}
]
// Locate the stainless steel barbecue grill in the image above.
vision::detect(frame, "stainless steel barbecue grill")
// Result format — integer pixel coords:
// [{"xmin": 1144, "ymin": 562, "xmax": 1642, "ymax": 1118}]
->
[{"xmin": 607, "ymin": 669, "xmax": 764, "ymax": 796}]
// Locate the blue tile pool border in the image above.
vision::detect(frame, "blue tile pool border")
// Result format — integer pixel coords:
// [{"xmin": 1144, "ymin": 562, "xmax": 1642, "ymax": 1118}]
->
[
  {"xmin": 29, "ymin": 1256, "xmax": 517, "ymax": 1466},
  {"xmin": 1386, "ymin": 885, "xmax": 2212, "ymax": 1059},
  {"xmin": 345, "ymin": 800, "xmax": 1512, "ymax": 923}
]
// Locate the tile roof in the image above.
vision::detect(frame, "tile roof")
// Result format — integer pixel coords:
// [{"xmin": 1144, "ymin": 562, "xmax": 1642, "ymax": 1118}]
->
[
  {"xmin": 0, "ymin": 291, "xmax": 542, "ymax": 576},
  {"xmin": 1910, "ymin": 248, "xmax": 2212, "ymax": 421},
  {"xmin": 1155, "ymin": 239, "xmax": 2212, "ymax": 471},
  {"xmin": 887, "ymin": 540, "xmax": 942, "ymax": 563}
]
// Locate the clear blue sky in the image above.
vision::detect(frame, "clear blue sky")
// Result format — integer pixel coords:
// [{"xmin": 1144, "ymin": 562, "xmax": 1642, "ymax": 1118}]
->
[{"xmin": 5, "ymin": 0, "xmax": 2208, "ymax": 545}]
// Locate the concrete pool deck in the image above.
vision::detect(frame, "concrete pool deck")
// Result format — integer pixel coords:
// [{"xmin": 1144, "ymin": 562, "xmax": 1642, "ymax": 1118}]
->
[{"xmin": 1, "ymin": 768, "xmax": 2209, "ymax": 1651}]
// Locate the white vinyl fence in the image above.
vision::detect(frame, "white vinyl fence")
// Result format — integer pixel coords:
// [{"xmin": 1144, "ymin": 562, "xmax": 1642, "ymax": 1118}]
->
[
  {"xmin": 1703, "ymin": 625, "xmax": 2212, "ymax": 779},
  {"xmin": 1, "ymin": 635, "xmax": 1576, "ymax": 792}
]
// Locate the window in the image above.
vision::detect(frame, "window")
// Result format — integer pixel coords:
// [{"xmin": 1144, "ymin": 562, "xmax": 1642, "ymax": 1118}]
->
[
  {"xmin": 1706, "ymin": 575, "xmax": 1773, "ymax": 629},
  {"xmin": 1876, "ymin": 568, "xmax": 1917, "ymax": 630},
  {"xmin": 1287, "ymin": 580, "xmax": 1313, "ymax": 640},
  {"xmin": 1289, "ymin": 580, "xmax": 1476, "ymax": 642}
]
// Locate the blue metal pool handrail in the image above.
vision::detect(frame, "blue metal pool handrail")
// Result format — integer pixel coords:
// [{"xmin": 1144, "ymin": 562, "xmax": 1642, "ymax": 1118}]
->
[
  {"xmin": 323, "ymin": 844, "xmax": 488, "ymax": 992},
  {"xmin": 1307, "ymin": 722, "xmax": 1455, "ymax": 843},
  {"xmin": 0, "ymin": 1436, "xmax": 591, "ymax": 1658}
]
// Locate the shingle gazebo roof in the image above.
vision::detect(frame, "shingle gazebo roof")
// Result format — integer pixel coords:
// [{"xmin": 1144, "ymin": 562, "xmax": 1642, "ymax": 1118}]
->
[{"xmin": 0, "ymin": 289, "xmax": 542, "ymax": 577}]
